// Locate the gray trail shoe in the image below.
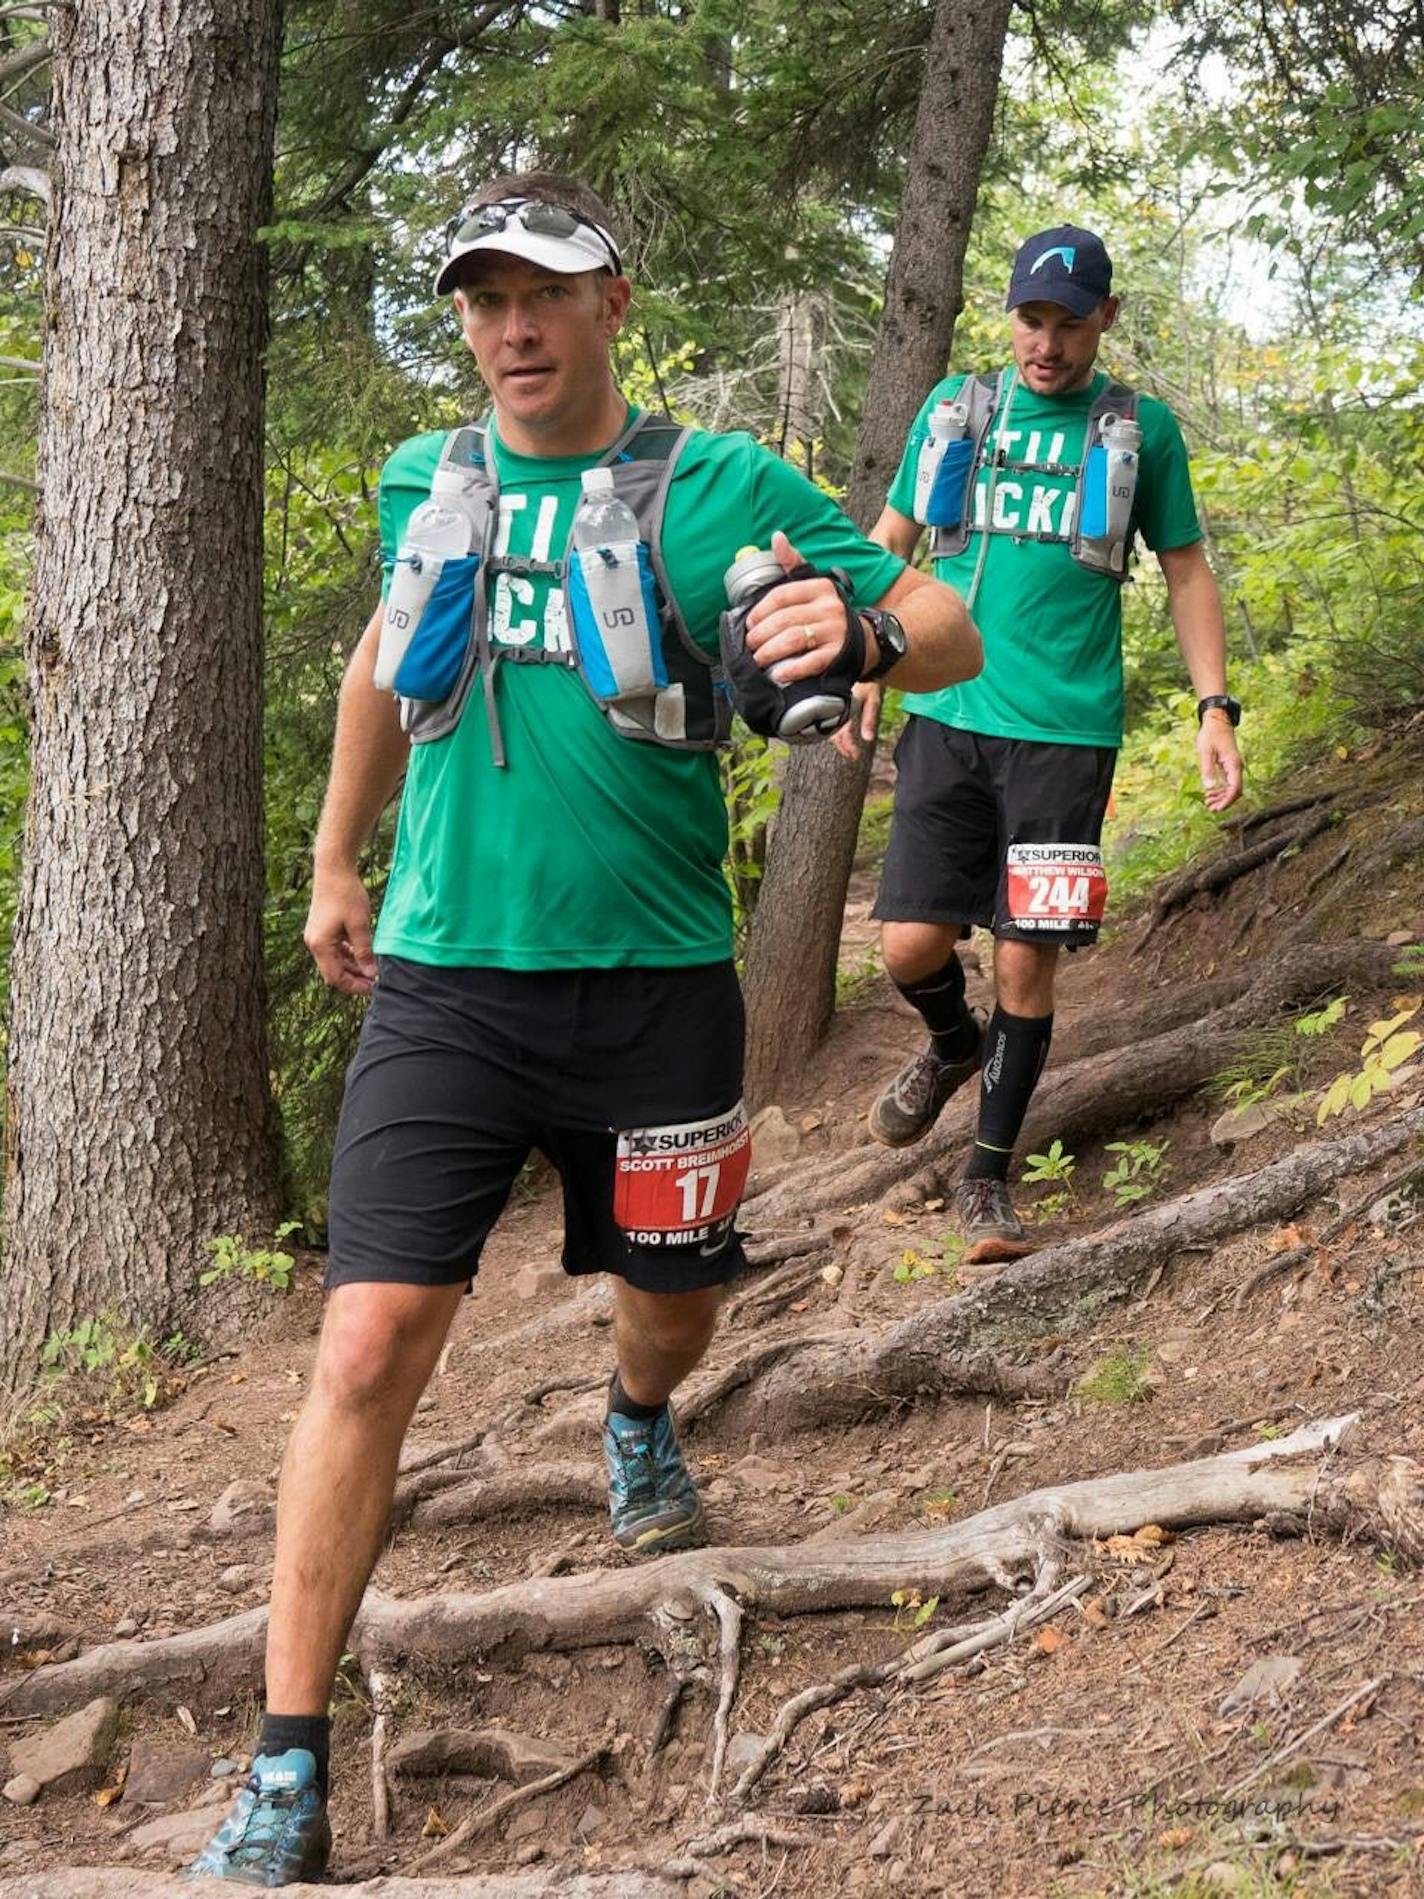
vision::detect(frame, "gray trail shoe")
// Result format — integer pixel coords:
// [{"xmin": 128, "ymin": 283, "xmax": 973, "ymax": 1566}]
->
[
  {"xmin": 954, "ymin": 1177, "xmax": 1035, "ymax": 1270},
  {"xmin": 869, "ymin": 1014, "xmax": 985, "ymax": 1148}
]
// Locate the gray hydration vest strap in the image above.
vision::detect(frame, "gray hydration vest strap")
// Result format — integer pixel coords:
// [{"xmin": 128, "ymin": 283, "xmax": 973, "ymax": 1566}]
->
[{"xmin": 927, "ymin": 371, "xmax": 1142, "ymax": 580}]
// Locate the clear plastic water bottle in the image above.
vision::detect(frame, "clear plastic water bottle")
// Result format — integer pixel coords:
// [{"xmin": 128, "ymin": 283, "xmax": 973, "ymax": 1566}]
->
[
  {"xmin": 570, "ymin": 468, "xmax": 661, "ymax": 701},
  {"xmin": 1100, "ymin": 412, "xmax": 1142, "ymax": 564},
  {"xmin": 913, "ymin": 399, "xmax": 966, "ymax": 523},
  {"xmin": 373, "ymin": 493, "xmax": 473, "ymax": 694}
]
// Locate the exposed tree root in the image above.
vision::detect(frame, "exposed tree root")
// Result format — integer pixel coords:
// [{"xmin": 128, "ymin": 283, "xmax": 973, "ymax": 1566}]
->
[
  {"xmin": 1226, "ymin": 792, "xmax": 1336, "ymax": 838},
  {"xmin": 1139, "ymin": 806, "xmax": 1337, "ymax": 943},
  {"xmin": 750, "ymin": 940, "xmax": 1399, "ymax": 1219},
  {"xmin": 707, "ymin": 1110, "xmax": 1424, "ymax": 1437},
  {"xmin": 1284, "ymin": 814, "xmax": 1424, "ymax": 947},
  {"xmin": 9, "ymin": 1413, "xmax": 1420, "ymax": 1731},
  {"xmin": 402, "ymin": 1463, "xmax": 607, "ymax": 1534},
  {"xmin": 1233, "ymin": 1150, "xmax": 1424, "ymax": 1309},
  {"xmin": 414, "ymin": 1744, "xmax": 609, "ymax": 1870}
]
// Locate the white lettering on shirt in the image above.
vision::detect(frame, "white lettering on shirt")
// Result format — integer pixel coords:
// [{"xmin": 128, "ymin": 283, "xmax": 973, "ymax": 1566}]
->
[{"xmin": 491, "ymin": 495, "xmax": 536, "ymax": 646}]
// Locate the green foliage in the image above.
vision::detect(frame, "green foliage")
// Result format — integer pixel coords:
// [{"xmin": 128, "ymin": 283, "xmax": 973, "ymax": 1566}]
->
[
  {"xmin": 1295, "ymin": 995, "xmax": 1349, "ymax": 1037},
  {"xmin": 35, "ymin": 1315, "xmax": 191, "ymax": 1416},
  {"xmin": 1317, "ymin": 1005, "xmax": 1423, "ymax": 1122},
  {"xmin": 889, "ymin": 1587, "xmax": 939, "ymax": 1632},
  {"xmin": 892, "ymin": 1247, "xmax": 939, "ymax": 1284},
  {"xmin": 200, "ymin": 1222, "xmax": 303, "ymax": 1294},
  {"xmin": 1213, "ymin": 1025, "xmax": 1305, "ymax": 1107},
  {"xmin": 1075, "ymin": 1346, "xmax": 1153, "ymax": 1406},
  {"xmin": 1022, "ymin": 1139, "xmax": 1076, "ymax": 1186},
  {"xmin": 1102, "ymin": 1137, "xmax": 1171, "ymax": 1208}
]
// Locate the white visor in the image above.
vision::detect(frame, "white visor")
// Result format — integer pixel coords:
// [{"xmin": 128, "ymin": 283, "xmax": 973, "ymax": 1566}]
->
[{"xmin": 434, "ymin": 204, "xmax": 621, "ymax": 297}]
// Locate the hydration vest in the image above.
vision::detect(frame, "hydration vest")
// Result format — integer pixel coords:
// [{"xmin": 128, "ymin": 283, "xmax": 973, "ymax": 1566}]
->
[
  {"xmin": 929, "ymin": 370, "xmax": 1141, "ymax": 580},
  {"xmin": 401, "ymin": 410, "xmax": 731, "ymax": 763}
]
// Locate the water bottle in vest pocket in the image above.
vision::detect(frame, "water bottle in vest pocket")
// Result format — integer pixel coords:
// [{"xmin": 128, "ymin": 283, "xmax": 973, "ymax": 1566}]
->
[
  {"xmin": 924, "ymin": 436, "xmax": 975, "ymax": 528},
  {"xmin": 375, "ymin": 550, "xmax": 482, "ymax": 703},
  {"xmin": 567, "ymin": 468, "xmax": 666, "ymax": 703}
]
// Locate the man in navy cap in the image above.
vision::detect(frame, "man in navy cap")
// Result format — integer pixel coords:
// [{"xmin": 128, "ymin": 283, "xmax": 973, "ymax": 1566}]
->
[{"xmin": 838, "ymin": 223, "xmax": 1242, "ymax": 1262}]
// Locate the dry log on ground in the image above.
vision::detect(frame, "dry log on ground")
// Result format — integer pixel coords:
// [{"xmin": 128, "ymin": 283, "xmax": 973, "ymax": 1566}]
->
[
  {"xmin": 709, "ymin": 1109, "xmax": 1424, "ymax": 1437},
  {"xmin": 5, "ymin": 1414, "xmax": 1418, "ymax": 1721},
  {"xmin": 752, "ymin": 939, "xmax": 1399, "ymax": 1219}
]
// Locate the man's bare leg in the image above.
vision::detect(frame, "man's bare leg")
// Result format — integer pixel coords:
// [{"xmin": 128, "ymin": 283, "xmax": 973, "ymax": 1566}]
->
[
  {"xmin": 603, "ymin": 1280, "xmax": 722, "ymax": 1552},
  {"xmin": 613, "ymin": 1281, "xmax": 722, "ymax": 1406},
  {"xmin": 265, "ymin": 1279, "xmax": 466, "ymax": 1713}
]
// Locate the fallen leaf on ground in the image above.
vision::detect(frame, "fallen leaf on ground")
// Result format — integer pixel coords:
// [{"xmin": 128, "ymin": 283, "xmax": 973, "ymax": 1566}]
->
[
  {"xmin": 1097, "ymin": 1525, "xmax": 1172, "ymax": 1561},
  {"xmin": 1157, "ymin": 1827, "xmax": 1193, "ymax": 1849},
  {"xmin": 882, "ymin": 1210, "xmax": 906, "ymax": 1226},
  {"xmin": 1267, "ymin": 1223, "xmax": 1307, "ymax": 1253},
  {"xmin": 422, "ymin": 1807, "xmax": 449, "ymax": 1838},
  {"xmin": 1032, "ymin": 1626, "xmax": 1067, "ymax": 1654}
]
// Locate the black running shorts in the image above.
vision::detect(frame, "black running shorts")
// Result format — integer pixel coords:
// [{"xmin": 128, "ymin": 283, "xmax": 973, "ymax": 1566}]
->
[
  {"xmin": 872, "ymin": 717, "xmax": 1117, "ymax": 946},
  {"xmin": 325, "ymin": 958, "xmax": 749, "ymax": 1296}
]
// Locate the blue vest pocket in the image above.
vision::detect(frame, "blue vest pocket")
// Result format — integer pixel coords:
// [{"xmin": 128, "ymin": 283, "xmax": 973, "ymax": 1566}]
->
[
  {"xmin": 567, "ymin": 540, "xmax": 666, "ymax": 703},
  {"xmin": 1078, "ymin": 444, "xmax": 1109, "ymax": 541},
  {"xmin": 391, "ymin": 554, "xmax": 481, "ymax": 703},
  {"xmin": 924, "ymin": 436, "xmax": 975, "ymax": 528}
]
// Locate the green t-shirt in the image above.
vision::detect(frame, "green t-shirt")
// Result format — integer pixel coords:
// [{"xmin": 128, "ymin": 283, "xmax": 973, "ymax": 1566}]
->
[
  {"xmin": 888, "ymin": 369, "xmax": 1201, "ymax": 747},
  {"xmin": 373, "ymin": 413, "xmax": 904, "ymax": 970}
]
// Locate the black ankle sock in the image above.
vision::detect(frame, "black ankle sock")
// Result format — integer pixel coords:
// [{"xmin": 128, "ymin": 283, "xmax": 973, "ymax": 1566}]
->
[
  {"xmin": 964, "ymin": 1006, "xmax": 1054, "ymax": 1182},
  {"xmin": 607, "ymin": 1373, "xmax": 666, "ymax": 1422},
  {"xmin": 257, "ymin": 1712, "xmax": 330, "ymax": 1796},
  {"xmin": 895, "ymin": 952, "xmax": 978, "ymax": 1063}
]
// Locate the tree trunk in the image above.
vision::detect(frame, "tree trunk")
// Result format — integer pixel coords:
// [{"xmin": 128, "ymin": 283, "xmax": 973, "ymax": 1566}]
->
[
  {"xmin": 742, "ymin": 0, "xmax": 1014, "ymax": 1109},
  {"xmin": 1, "ymin": 0, "xmax": 282, "ymax": 1393}
]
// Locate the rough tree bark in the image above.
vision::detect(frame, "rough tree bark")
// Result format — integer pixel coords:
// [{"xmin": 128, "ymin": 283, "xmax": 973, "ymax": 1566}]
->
[
  {"xmin": 741, "ymin": 0, "xmax": 1015, "ymax": 1109},
  {"xmin": 0, "ymin": 0, "xmax": 283, "ymax": 1394}
]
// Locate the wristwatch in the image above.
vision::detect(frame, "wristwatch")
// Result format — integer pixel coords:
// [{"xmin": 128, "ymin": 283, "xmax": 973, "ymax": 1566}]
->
[
  {"xmin": 860, "ymin": 607, "xmax": 909, "ymax": 683},
  {"xmin": 1197, "ymin": 693, "xmax": 1242, "ymax": 726}
]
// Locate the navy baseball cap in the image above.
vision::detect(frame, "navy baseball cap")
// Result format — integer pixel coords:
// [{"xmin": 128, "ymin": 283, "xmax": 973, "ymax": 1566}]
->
[{"xmin": 1005, "ymin": 225, "xmax": 1113, "ymax": 316}]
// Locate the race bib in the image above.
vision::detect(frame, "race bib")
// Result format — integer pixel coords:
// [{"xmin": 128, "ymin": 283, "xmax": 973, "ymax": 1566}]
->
[
  {"xmin": 1005, "ymin": 843, "xmax": 1108, "ymax": 931},
  {"xmin": 613, "ymin": 1103, "xmax": 751, "ymax": 1250}
]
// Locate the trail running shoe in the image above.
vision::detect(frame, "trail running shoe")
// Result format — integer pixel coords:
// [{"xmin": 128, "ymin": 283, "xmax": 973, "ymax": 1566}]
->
[
  {"xmin": 602, "ymin": 1404, "xmax": 707, "ymax": 1555},
  {"xmin": 869, "ymin": 1013, "xmax": 986, "ymax": 1148},
  {"xmin": 184, "ymin": 1747, "xmax": 331, "ymax": 1887},
  {"xmin": 954, "ymin": 1177, "xmax": 1034, "ymax": 1270}
]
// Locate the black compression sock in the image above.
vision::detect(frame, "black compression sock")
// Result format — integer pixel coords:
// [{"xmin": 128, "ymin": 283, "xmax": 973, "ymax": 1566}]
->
[
  {"xmin": 608, "ymin": 1373, "xmax": 666, "ymax": 1422},
  {"xmin": 257, "ymin": 1712, "xmax": 331, "ymax": 1797},
  {"xmin": 964, "ymin": 1006, "xmax": 1054, "ymax": 1182},
  {"xmin": 895, "ymin": 952, "xmax": 978, "ymax": 1063}
]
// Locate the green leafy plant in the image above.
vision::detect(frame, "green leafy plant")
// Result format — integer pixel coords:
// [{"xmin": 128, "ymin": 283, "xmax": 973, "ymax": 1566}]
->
[
  {"xmin": 1101, "ymin": 1138, "xmax": 1171, "ymax": 1208},
  {"xmin": 1212, "ymin": 1024, "xmax": 1304, "ymax": 1108},
  {"xmin": 892, "ymin": 1247, "xmax": 938, "ymax": 1284},
  {"xmin": 1317, "ymin": 1005, "xmax": 1422, "ymax": 1123},
  {"xmin": 40, "ymin": 1317, "xmax": 165, "ymax": 1410},
  {"xmin": 1022, "ymin": 1138, "xmax": 1076, "ymax": 1186},
  {"xmin": 1075, "ymin": 1347, "xmax": 1153, "ymax": 1405},
  {"xmin": 1392, "ymin": 945, "xmax": 1424, "ymax": 979},
  {"xmin": 200, "ymin": 1221, "xmax": 303, "ymax": 1293},
  {"xmin": 890, "ymin": 1588, "xmax": 940, "ymax": 1632},
  {"xmin": 1294, "ymin": 995, "xmax": 1348, "ymax": 1037}
]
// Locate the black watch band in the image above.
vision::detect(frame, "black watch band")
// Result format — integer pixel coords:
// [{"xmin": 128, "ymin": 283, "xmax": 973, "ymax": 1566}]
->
[
  {"xmin": 860, "ymin": 608, "xmax": 908, "ymax": 683},
  {"xmin": 1197, "ymin": 694, "xmax": 1242, "ymax": 726}
]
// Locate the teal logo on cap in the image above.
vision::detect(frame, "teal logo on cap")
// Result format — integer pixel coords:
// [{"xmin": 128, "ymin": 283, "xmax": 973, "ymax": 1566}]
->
[{"xmin": 1031, "ymin": 245, "xmax": 1077, "ymax": 274}]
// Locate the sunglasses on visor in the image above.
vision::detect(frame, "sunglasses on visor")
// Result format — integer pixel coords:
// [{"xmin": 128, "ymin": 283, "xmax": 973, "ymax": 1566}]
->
[{"xmin": 445, "ymin": 199, "xmax": 623, "ymax": 275}]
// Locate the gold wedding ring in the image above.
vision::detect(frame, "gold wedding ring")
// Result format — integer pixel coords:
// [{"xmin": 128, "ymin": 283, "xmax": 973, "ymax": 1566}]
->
[{"xmin": 803, "ymin": 625, "xmax": 816, "ymax": 651}]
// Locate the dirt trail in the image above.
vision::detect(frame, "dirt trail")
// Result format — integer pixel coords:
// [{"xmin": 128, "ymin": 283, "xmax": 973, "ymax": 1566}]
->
[{"xmin": 2, "ymin": 730, "xmax": 1423, "ymax": 1898}]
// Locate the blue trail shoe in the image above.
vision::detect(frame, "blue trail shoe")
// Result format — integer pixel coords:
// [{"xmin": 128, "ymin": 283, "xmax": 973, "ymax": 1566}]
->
[
  {"xmin": 184, "ymin": 1747, "xmax": 331, "ymax": 1887},
  {"xmin": 602, "ymin": 1404, "xmax": 707, "ymax": 1554}
]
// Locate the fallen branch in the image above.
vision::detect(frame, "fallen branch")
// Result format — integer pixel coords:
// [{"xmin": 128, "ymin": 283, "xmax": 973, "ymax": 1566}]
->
[
  {"xmin": 682, "ymin": 1818, "xmax": 811, "ymax": 1855},
  {"xmin": 11, "ymin": 1415, "xmax": 1413, "ymax": 1723},
  {"xmin": 705, "ymin": 1587, "xmax": 744, "ymax": 1800}
]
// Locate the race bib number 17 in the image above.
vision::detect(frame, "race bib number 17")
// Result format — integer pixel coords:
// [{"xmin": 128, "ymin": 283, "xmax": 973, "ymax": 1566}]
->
[
  {"xmin": 1005, "ymin": 843, "xmax": 1108, "ymax": 931},
  {"xmin": 614, "ymin": 1103, "xmax": 751, "ymax": 1249}
]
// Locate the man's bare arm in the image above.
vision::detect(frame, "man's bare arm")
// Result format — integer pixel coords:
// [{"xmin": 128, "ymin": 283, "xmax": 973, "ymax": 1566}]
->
[
  {"xmin": 304, "ymin": 604, "xmax": 411, "ymax": 994},
  {"xmin": 1158, "ymin": 541, "xmax": 1243, "ymax": 814}
]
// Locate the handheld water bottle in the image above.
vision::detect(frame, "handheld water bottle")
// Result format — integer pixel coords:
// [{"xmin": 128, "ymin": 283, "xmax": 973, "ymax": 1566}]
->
[
  {"xmin": 568, "ymin": 468, "xmax": 664, "ymax": 702},
  {"xmin": 722, "ymin": 547, "xmax": 850, "ymax": 741},
  {"xmin": 374, "ymin": 487, "xmax": 473, "ymax": 693}
]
